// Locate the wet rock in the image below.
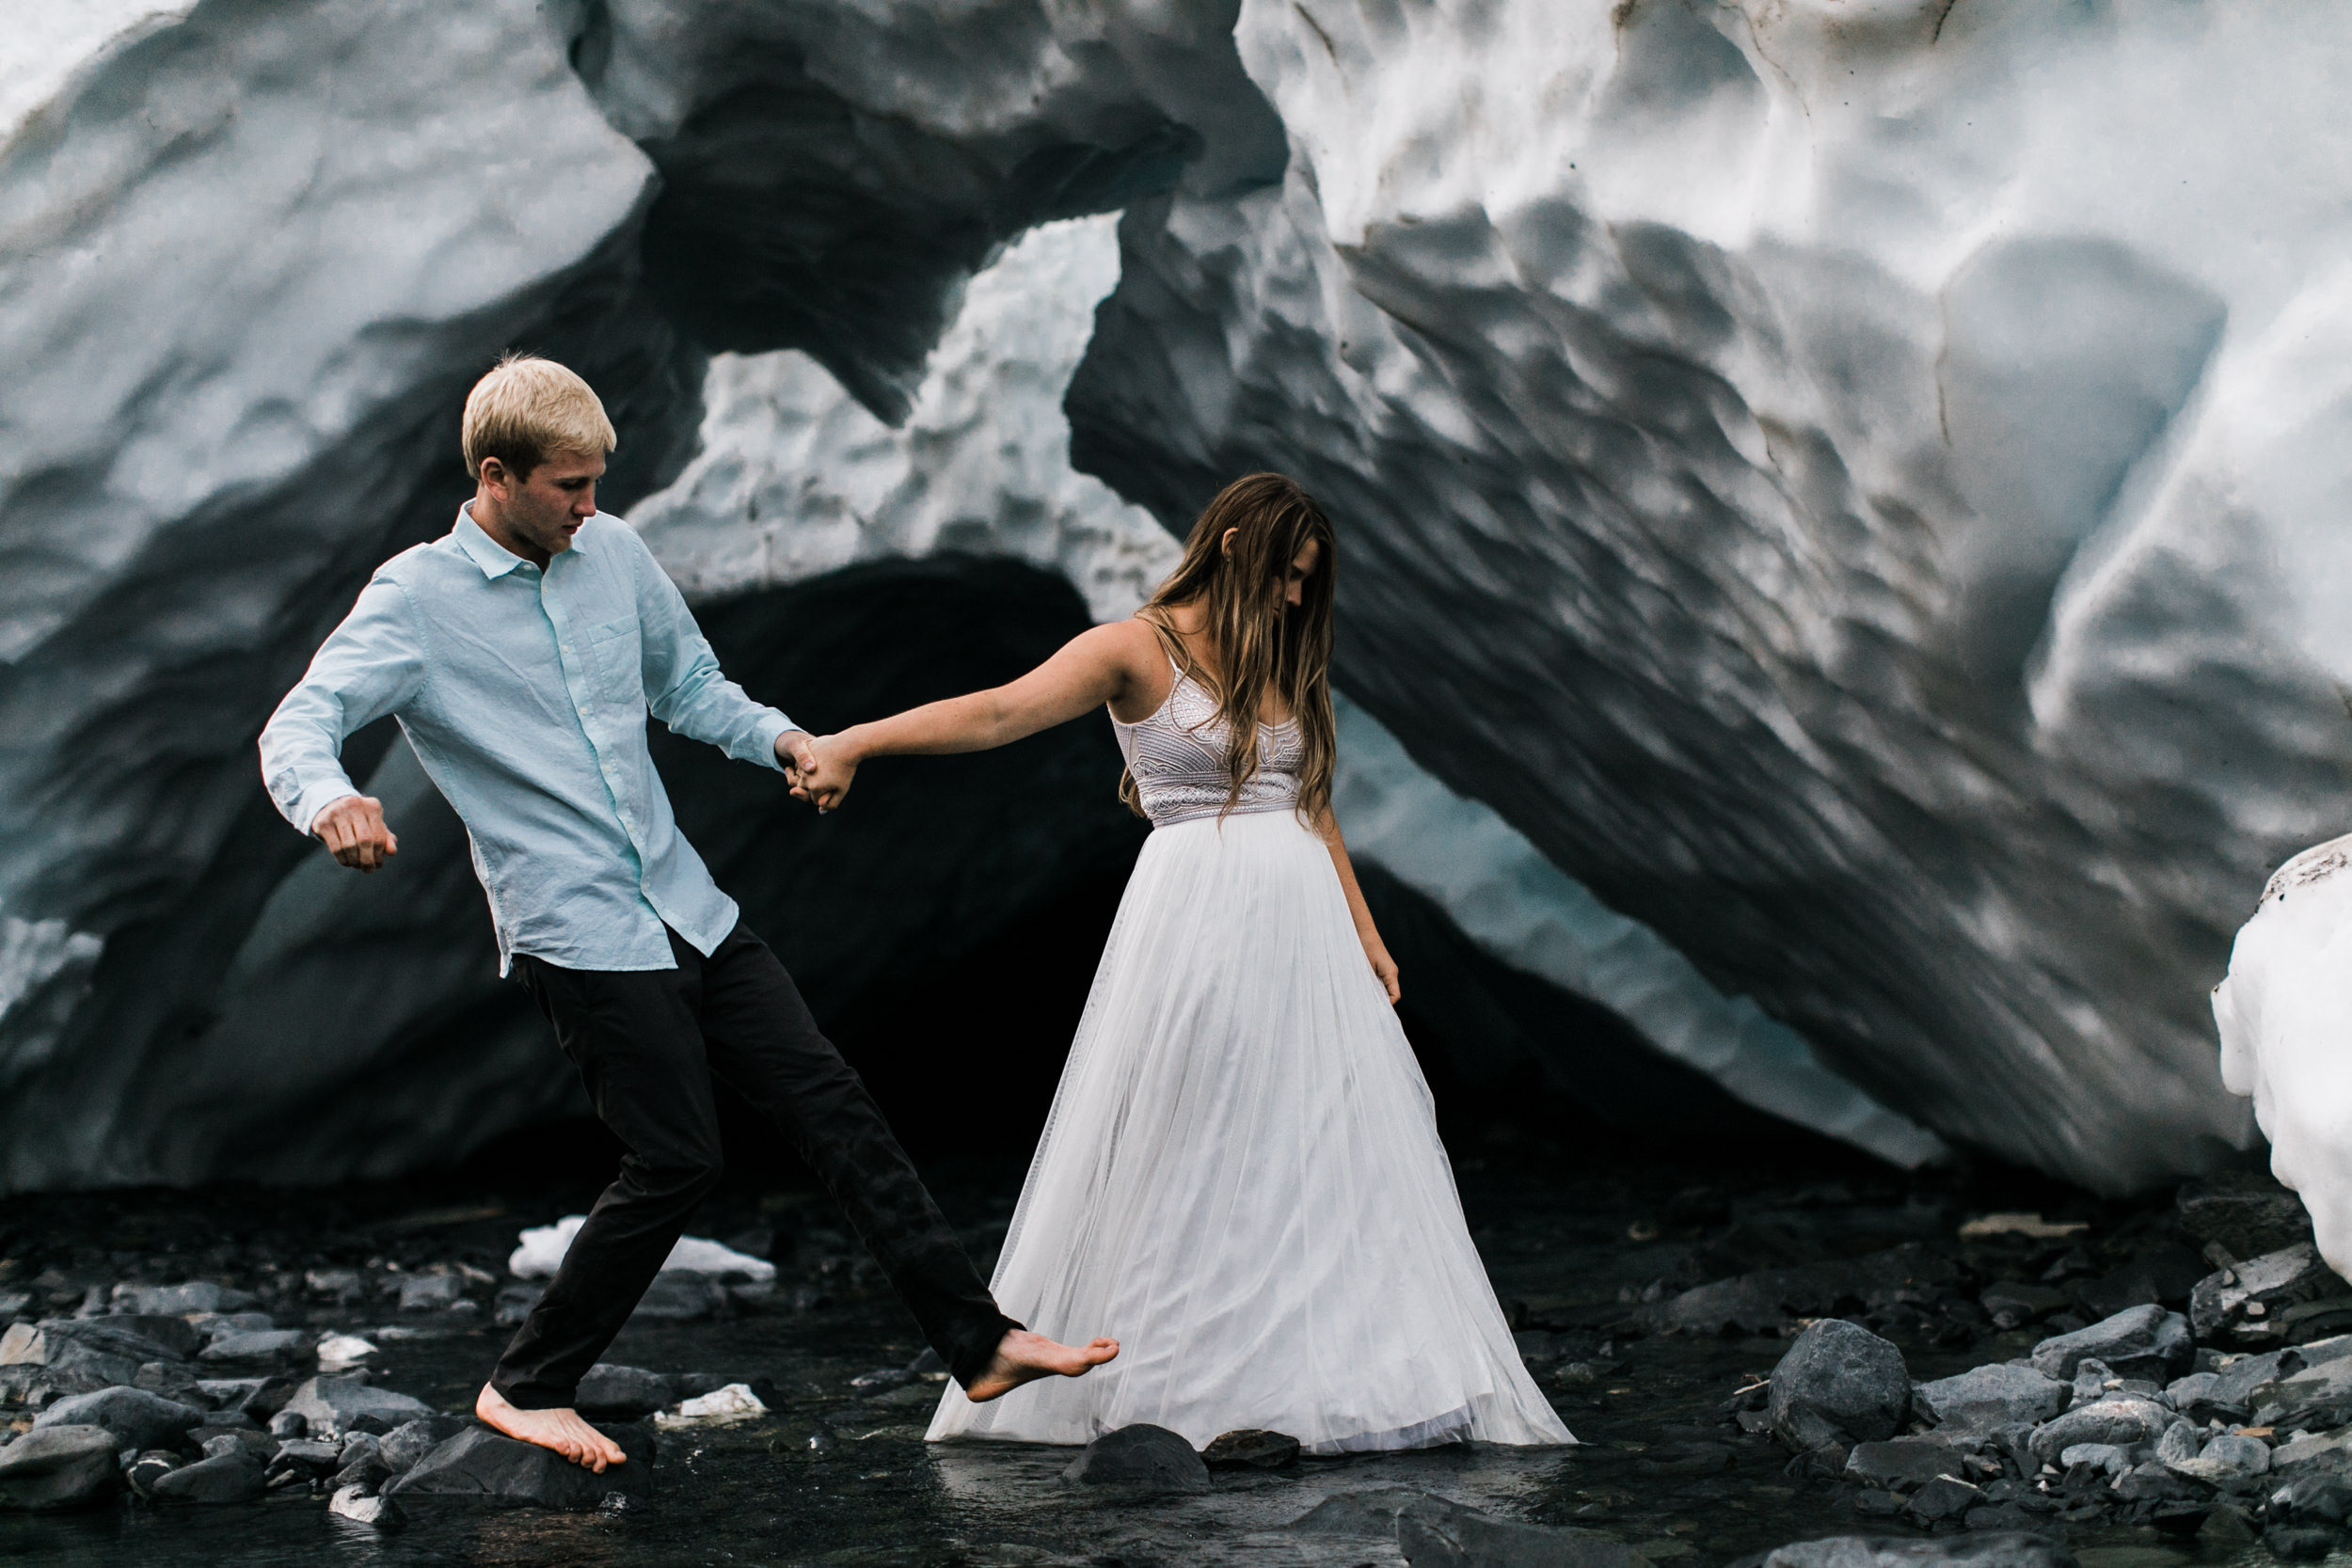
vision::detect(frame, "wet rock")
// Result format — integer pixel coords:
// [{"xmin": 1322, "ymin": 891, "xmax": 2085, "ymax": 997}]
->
[
  {"xmin": 202, "ymin": 1428, "xmax": 276, "ymax": 1465},
  {"xmin": 304, "ymin": 1271, "xmax": 367, "ymax": 1305},
  {"xmin": 2027, "ymin": 1395, "xmax": 2171, "ymax": 1462},
  {"xmin": 1906, "ymin": 1476, "xmax": 1984, "ymax": 1522},
  {"xmin": 384, "ymin": 1422, "xmax": 655, "ymax": 1510},
  {"xmin": 628, "ymin": 1275, "xmax": 719, "ymax": 1322},
  {"xmin": 1290, "ymin": 1488, "xmax": 1506, "ymax": 1538},
  {"xmin": 314, "ymin": 1335, "xmax": 376, "ymax": 1372},
  {"xmin": 2057, "ymin": 1442, "xmax": 2134, "ymax": 1476},
  {"xmin": 492, "ymin": 1286, "xmax": 540, "ymax": 1327},
  {"xmin": 1060, "ymin": 1423, "xmax": 1209, "ymax": 1493},
  {"xmin": 1651, "ymin": 1245, "xmax": 1959, "ymax": 1337},
  {"xmin": 1396, "ymin": 1505, "xmax": 1648, "ymax": 1567},
  {"xmin": 2264, "ymin": 1525, "xmax": 2336, "ymax": 1560},
  {"xmin": 2154, "ymin": 1419, "xmax": 2202, "ymax": 1465},
  {"xmin": 33, "ymin": 1386, "xmax": 202, "ymax": 1449},
  {"xmin": 1915, "ymin": 1363, "xmax": 2068, "ymax": 1431},
  {"xmin": 1202, "ymin": 1428, "xmax": 1300, "ymax": 1468},
  {"xmin": 2269, "ymin": 1471, "xmax": 2352, "ymax": 1526},
  {"xmin": 269, "ymin": 1437, "xmax": 343, "ymax": 1478},
  {"xmin": 1768, "ymin": 1320, "xmax": 1912, "ymax": 1451},
  {"xmin": 95, "ymin": 1314, "xmax": 206, "ymax": 1360},
  {"xmin": 575, "ymin": 1364, "xmax": 675, "ymax": 1420},
  {"xmin": 1843, "ymin": 1438, "xmax": 1963, "ymax": 1492},
  {"xmin": 112, "ymin": 1283, "xmax": 259, "ymax": 1317},
  {"xmin": 328, "ymin": 1482, "xmax": 401, "ymax": 1527},
  {"xmin": 2270, "ymin": 1429, "xmax": 2352, "ymax": 1469},
  {"xmin": 0, "ymin": 1425, "xmax": 120, "ymax": 1511},
  {"xmin": 2168, "ymin": 1432, "xmax": 2269, "ymax": 1482},
  {"xmin": 268, "ymin": 1409, "xmax": 307, "ymax": 1440},
  {"xmin": 329, "ymin": 1433, "xmax": 389, "ymax": 1496},
  {"xmin": 2250, "ymin": 1356, "xmax": 2352, "ymax": 1431},
  {"xmin": 2161, "ymin": 1370, "xmax": 2237, "ymax": 1423},
  {"xmin": 850, "ymin": 1367, "xmax": 916, "ymax": 1392},
  {"xmin": 148, "ymin": 1452, "xmax": 266, "ymax": 1504},
  {"xmin": 376, "ymin": 1416, "xmax": 469, "ymax": 1474},
  {"xmin": 1724, "ymin": 1533, "xmax": 2079, "ymax": 1566},
  {"xmin": 16, "ymin": 1319, "xmax": 196, "ymax": 1398},
  {"xmin": 2027, "ymin": 1304, "xmax": 2191, "ymax": 1381},
  {"xmin": 2179, "ymin": 1178, "xmax": 2316, "ymax": 1260},
  {"xmin": 2188, "ymin": 1244, "xmax": 2351, "ymax": 1346},
  {"xmin": 281, "ymin": 1375, "xmax": 435, "ymax": 1438},
  {"xmin": 199, "ymin": 1329, "xmax": 309, "ymax": 1366},
  {"xmin": 1978, "ymin": 1283, "xmax": 2072, "ymax": 1331},
  {"xmin": 396, "ymin": 1275, "xmax": 463, "ymax": 1312},
  {"xmin": 2074, "ymin": 1247, "xmax": 2208, "ymax": 1320},
  {"xmin": 124, "ymin": 1449, "xmax": 181, "ymax": 1497}
]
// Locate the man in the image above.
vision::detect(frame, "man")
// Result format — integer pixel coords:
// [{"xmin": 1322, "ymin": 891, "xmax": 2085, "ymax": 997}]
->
[{"xmin": 259, "ymin": 354, "xmax": 1115, "ymax": 1470}]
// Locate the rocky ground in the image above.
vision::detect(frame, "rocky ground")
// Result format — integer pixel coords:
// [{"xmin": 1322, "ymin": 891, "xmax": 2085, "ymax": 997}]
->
[{"xmin": 0, "ymin": 1134, "xmax": 2338, "ymax": 1567}]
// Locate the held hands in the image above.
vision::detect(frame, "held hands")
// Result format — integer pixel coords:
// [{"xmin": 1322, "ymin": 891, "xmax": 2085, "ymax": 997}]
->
[
  {"xmin": 785, "ymin": 734, "xmax": 859, "ymax": 815},
  {"xmin": 312, "ymin": 795, "xmax": 398, "ymax": 872}
]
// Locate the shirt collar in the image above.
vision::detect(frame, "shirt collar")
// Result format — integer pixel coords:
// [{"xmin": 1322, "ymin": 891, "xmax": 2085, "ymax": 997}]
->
[{"xmin": 453, "ymin": 502, "xmax": 591, "ymax": 578}]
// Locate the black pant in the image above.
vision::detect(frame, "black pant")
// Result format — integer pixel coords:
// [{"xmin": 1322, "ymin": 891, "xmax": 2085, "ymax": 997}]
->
[{"xmin": 493, "ymin": 921, "xmax": 1018, "ymax": 1409}]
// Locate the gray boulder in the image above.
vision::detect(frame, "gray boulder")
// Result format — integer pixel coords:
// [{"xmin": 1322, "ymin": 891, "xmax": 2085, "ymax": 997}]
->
[
  {"xmin": 397, "ymin": 1275, "xmax": 464, "ymax": 1312},
  {"xmin": 2027, "ymin": 1395, "xmax": 2171, "ymax": 1463},
  {"xmin": 2168, "ymin": 1433, "xmax": 2270, "ymax": 1483},
  {"xmin": 574, "ymin": 1364, "xmax": 675, "ymax": 1420},
  {"xmin": 148, "ymin": 1452, "xmax": 266, "ymax": 1504},
  {"xmin": 1202, "ymin": 1428, "xmax": 1301, "ymax": 1468},
  {"xmin": 0, "ymin": 1425, "xmax": 121, "ymax": 1512},
  {"xmin": 2187, "ymin": 1244, "xmax": 2349, "ymax": 1345},
  {"xmin": 89, "ymin": 1315, "xmax": 205, "ymax": 1359},
  {"xmin": 2028, "ymin": 1304, "xmax": 2191, "ymax": 1381},
  {"xmin": 1725, "ymin": 1536, "xmax": 2079, "ymax": 1567},
  {"xmin": 112, "ymin": 1283, "xmax": 259, "ymax": 1316},
  {"xmin": 1768, "ymin": 1320, "xmax": 1912, "ymax": 1452},
  {"xmin": 328, "ymin": 1482, "xmax": 401, "ymax": 1527},
  {"xmin": 1397, "ymin": 1506, "xmax": 1647, "ymax": 1567},
  {"xmin": 1843, "ymin": 1439, "xmax": 1964, "ymax": 1492},
  {"xmin": 2250, "ymin": 1355, "xmax": 2352, "ymax": 1431},
  {"xmin": 199, "ymin": 1329, "xmax": 310, "ymax": 1366},
  {"xmin": 10, "ymin": 1320, "xmax": 196, "ymax": 1399},
  {"xmin": 1915, "ymin": 1363, "xmax": 2067, "ymax": 1430},
  {"xmin": 34, "ymin": 1386, "xmax": 202, "ymax": 1450},
  {"xmin": 281, "ymin": 1375, "xmax": 435, "ymax": 1437},
  {"xmin": 377, "ymin": 1416, "xmax": 470, "ymax": 1474},
  {"xmin": 270, "ymin": 1437, "xmax": 343, "ymax": 1477},
  {"xmin": 1059, "ymin": 1423, "xmax": 1208, "ymax": 1493},
  {"xmin": 384, "ymin": 1423, "xmax": 655, "ymax": 1510}
]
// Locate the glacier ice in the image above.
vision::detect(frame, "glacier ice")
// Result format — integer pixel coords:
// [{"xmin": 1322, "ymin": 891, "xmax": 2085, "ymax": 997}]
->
[{"xmin": 2, "ymin": 0, "xmax": 2345, "ymax": 1190}]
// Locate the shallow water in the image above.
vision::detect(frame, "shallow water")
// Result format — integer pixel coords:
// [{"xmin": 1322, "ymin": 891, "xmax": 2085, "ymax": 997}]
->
[{"xmin": 0, "ymin": 1154, "xmax": 2305, "ymax": 1566}]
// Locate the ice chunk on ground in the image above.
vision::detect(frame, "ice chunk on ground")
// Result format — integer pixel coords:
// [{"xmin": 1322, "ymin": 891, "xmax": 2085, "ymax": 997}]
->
[{"xmin": 509, "ymin": 1217, "xmax": 775, "ymax": 1284}]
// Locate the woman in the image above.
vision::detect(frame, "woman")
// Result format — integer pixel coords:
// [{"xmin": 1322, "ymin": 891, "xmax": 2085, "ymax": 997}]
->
[{"xmin": 791, "ymin": 474, "xmax": 1571, "ymax": 1451}]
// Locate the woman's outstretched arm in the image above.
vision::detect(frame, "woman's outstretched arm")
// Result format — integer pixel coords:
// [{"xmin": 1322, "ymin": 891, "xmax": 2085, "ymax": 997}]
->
[
  {"xmin": 1315, "ymin": 808, "xmax": 1402, "ymax": 1005},
  {"xmin": 790, "ymin": 619, "xmax": 1162, "ymax": 812}
]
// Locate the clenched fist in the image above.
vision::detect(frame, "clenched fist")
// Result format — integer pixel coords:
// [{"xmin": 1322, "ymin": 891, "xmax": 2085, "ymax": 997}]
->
[{"xmin": 311, "ymin": 795, "xmax": 398, "ymax": 872}]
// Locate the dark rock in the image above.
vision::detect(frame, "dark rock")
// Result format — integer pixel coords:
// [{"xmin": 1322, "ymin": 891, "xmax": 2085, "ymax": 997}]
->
[
  {"xmin": 2149, "ymin": 1500, "xmax": 2212, "ymax": 1537},
  {"xmin": 0, "ymin": 1425, "xmax": 121, "ymax": 1512},
  {"xmin": 328, "ymin": 1482, "xmax": 402, "ymax": 1527},
  {"xmin": 396, "ymin": 1275, "xmax": 463, "ymax": 1312},
  {"xmin": 2178, "ymin": 1176, "xmax": 2314, "ymax": 1259},
  {"xmin": 1907, "ymin": 1476, "xmax": 1984, "ymax": 1521},
  {"xmin": 1635, "ymin": 1439, "xmax": 1732, "ymax": 1477},
  {"xmin": 849, "ymin": 1367, "xmax": 916, "ymax": 1392},
  {"xmin": 2161, "ymin": 1370, "xmax": 2241, "ymax": 1424},
  {"xmin": 2269, "ymin": 1471, "xmax": 2352, "ymax": 1527},
  {"xmin": 1768, "ymin": 1319, "xmax": 1912, "ymax": 1451},
  {"xmin": 1978, "ymin": 1282, "xmax": 2071, "ymax": 1331},
  {"xmin": 93, "ymin": 1314, "xmax": 205, "ymax": 1359},
  {"xmin": 2115, "ymin": 1460, "xmax": 2209, "ymax": 1502},
  {"xmin": 195, "ymin": 1374, "xmax": 296, "ymax": 1416},
  {"xmin": 376, "ymin": 1415, "xmax": 469, "ymax": 1473},
  {"xmin": 1915, "ymin": 1363, "xmax": 2067, "ymax": 1430},
  {"xmin": 270, "ymin": 1437, "xmax": 342, "ymax": 1477},
  {"xmin": 906, "ymin": 1347, "xmax": 946, "ymax": 1375},
  {"xmin": 2027, "ymin": 1396, "xmax": 2170, "ymax": 1463},
  {"xmin": 1844, "ymin": 1438, "xmax": 1963, "ymax": 1492},
  {"xmin": 1059, "ymin": 1423, "xmax": 1208, "ymax": 1493},
  {"xmin": 1854, "ymin": 1489, "xmax": 1902, "ymax": 1518},
  {"xmin": 2251, "ymin": 1355, "xmax": 2352, "ymax": 1430},
  {"xmin": 148, "ymin": 1452, "xmax": 266, "ymax": 1504},
  {"xmin": 281, "ymin": 1375, "xmax": 435, "ymax": 1437},
  {"xmin": 1650, "ymin": 1245, "xmax": 1960, "ymax": 1337},
  {"xmin": 1202, "ymin": 1428, "xmax": 1300, "ymax": 1468},
  {"xmin": 2074, "ymin": 1247, "xmax": 2208, "ymax": 1319},
  {"xmin": 199, "ymin": 1329, "xmax": 309, "ymax": 1366},
  {"xmin": 2167, "ymin": 1432, "xmax": 2270, "ymax": 1483},
  {"xmin": 384, "ymin": 1422, "xmax": 655, "ymax": 1510},
  {"xmin": 576, "ymin": 1364, "xmax": 675, "ymax": 1420},
  {"xmin": 1962, "ymin": 1502, "xmax": 2051, "ymax": 1534},
  {"xmin": 22, "ymin": 1319, "xmax": 194, "ymax": 1397},
  {"xmin": 268, "ymin": 1408, "xmax": 307, "ymax": 1440},
  {"xmin": 628, "ymin": 1275, "xmax": 718, "ymax": 1322},
  {"xmin": 673, "ymin": 1372, "xmax": 733, "ymax": 1400},
  {"xmin": 2202, "ymin": 1504, "xmax": 2261, "ymax": 1547},
  {"xmin": 1397, "ymin": 1506, "xmax": 1648, "ymax": 1567},
  {"xmin": 2264, "ymin": 1525, "xmax": 2337, "ymax": 1560},
  {"xmin": 2189, "ymin": 1245, "xmax": 2350, "ymax": 1347},
  {"xmin": 201, "ymin": 1428, "xmax": 276, "ymax": 1465},
  {"xmin": 125, "ymin": 1449, "xmax": 182, "ymax": 1497},
  {"xmin": 133, "ymin": 1359, "xmax": 205, "ymax": 1403},
  {"xmin": 33, "ymin": 1386, "xmax": 202, "ymax": 1449},
  {"xmin": 1724, "ymin": 1534, "xmax": 2079, "ymax": 1567},
  {"xmin": 112, "ymin": 1283, "xmax": 259, "ymax": 1317},
  {"xmin": 2027, "ymin": 1304, "xmax": 2191, "ymax": 1381},
  {"xmin": 493, "ymin": 1286, "xmax": 540, "ymax": 1327},
  {"xmin": 345, "ymin": 1413, "xmax": 395, "ymax": 1436}
]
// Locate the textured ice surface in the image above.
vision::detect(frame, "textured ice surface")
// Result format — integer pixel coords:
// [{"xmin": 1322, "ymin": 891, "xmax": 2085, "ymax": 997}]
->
[
  {"xmin": 3, "ymin": 0, "xmax": 2346, "ymax": 1189},
  {"xmin": 510, "ymin": 1215, "xmax": 775, "ymax": 1283}
]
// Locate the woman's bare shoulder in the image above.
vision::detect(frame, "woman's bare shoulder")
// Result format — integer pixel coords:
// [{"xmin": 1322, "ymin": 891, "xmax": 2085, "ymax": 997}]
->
[{"xmin": 1099, "ymin": 615, "xmax": 1176, "ymax": 722}]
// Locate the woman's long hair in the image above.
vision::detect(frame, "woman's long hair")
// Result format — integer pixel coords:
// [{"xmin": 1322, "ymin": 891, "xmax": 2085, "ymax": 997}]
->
[{"xmin": 1120, "ymin": 473, "xmax": 1338, "ymax": 824}]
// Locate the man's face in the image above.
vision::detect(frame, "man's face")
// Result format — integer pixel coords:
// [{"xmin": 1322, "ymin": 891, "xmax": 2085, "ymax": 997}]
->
[{"xmin": 484, "ymin": 451, "xmax": 605, "ymax": 556}]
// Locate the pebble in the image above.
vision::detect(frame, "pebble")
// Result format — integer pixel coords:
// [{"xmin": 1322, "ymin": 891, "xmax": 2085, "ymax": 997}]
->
[
  {"xmin": 0, "ymin": 1424, "xmax": 120, "ymax": 1512},
  {"xmin": 1059, "ymin": 1423, "xmax": 1209, "ymax": 1493},
  {"xmin": 1767, "ymin": 1319, "xmax": 1911, "ymax": 1452}
]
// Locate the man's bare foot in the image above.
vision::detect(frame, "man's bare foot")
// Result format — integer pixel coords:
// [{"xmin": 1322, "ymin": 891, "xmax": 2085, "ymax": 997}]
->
[
  {"xmin": 476, "ymin": 1382, "xmax": 628, "ymax": 1472},
  {"xmin": 963, "ymin": 1329, "xmax": 1120, "ymax": 1403}
]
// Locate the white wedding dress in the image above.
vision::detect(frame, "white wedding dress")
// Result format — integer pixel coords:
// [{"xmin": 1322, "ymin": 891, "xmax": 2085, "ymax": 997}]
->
[
  {"xmin": 927, "ymin": 663, "xmax": 1572, "ymax": 1451},
  {"xmin": 2214, "ymin": 832, "xmax": 2352, "ymax": 1276}
]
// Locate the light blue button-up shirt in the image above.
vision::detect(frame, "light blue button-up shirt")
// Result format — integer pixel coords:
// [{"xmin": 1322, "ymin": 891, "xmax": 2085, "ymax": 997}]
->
[{"xmin": 259, "ymin": 506, "xmax": 795, "ymax": 974}]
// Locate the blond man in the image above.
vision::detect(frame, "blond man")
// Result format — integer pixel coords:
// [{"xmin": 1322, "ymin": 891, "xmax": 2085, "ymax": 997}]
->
[{"xmin": 259, "ymin": 354, "xmax": 1114, "ymax": 1470}]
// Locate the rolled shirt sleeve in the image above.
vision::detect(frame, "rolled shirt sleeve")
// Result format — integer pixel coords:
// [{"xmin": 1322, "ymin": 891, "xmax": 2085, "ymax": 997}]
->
[
  {"xmin": 258, "ymin": 576, "xmax": 429, "ymax": 835},
  {"xmin": 627, "ymin": 530, "xmax": 796, "ymax": 769}
]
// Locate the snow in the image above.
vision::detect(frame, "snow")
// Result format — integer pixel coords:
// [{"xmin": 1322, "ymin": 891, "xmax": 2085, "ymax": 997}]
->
[{"xmin": 509, "ymin": 1215, "xmax": 776, "ymax": 1284}]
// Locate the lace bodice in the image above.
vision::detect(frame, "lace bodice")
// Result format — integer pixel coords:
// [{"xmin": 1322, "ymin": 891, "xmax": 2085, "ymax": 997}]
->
[{"xmin": 1113, "ymin": 663, "xmax": 1303, "ymax": 828}]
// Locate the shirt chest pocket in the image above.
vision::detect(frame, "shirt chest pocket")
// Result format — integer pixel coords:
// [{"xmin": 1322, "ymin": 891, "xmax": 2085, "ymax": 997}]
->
[{"xmin": 582, "ymin": 614, "xmax": 643, "ymax": 706}]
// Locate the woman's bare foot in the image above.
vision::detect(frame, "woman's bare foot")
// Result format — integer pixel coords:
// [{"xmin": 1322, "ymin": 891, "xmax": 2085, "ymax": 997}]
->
[
  {"xmin": 475, "ymin": 1382, "xmax": 628, "ymax": 1472},
  {"xmin": 962, "ymin": 1329, "xmax": 1120, "ymax": 1403}
]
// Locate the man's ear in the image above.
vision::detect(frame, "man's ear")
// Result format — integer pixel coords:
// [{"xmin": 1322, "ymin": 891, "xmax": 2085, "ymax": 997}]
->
[{"xmin": 479, "ymin": 456, "xmax": 510, "ymax": 494}]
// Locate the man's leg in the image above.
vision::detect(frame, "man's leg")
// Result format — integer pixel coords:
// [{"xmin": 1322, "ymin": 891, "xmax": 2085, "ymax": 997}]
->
[
  {"xmin": 694, "ymin": 924, "xmax": 1116, "ymax": 1397},
  {"xmin": 486, "ymin": 936, "xmax": 726, "ymax": 1464}
]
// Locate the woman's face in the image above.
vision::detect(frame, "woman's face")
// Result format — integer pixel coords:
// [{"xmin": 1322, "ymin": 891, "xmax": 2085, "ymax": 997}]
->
[{"xmin": 1282, "ymin": 538, "xmax": 1321, "ymax": 609}]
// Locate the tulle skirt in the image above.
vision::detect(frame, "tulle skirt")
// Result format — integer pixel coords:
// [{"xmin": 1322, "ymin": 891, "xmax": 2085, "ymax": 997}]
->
[
  {"xmin": 2215, "ymin": 836, "xmax": 2352, "ymax": 1276},
  {"xmin": 927, "ymin": 808, "xmax": 1573, "ymax": 1451}
]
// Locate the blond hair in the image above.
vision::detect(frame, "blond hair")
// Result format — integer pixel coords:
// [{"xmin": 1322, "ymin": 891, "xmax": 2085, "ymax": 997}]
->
[
  {"xmin": 1124, "ymin": 473, "xmax": 1338, "ymax": 825},
  {"xmin": 460, "ymin": 352, "xmax": 617, "ymax": 480}
]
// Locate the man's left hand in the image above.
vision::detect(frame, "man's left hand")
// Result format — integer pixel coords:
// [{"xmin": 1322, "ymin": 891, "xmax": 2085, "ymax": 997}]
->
[{"xmin": 775, "ymin": 729, "xmax": 819, "ymax": 784}]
